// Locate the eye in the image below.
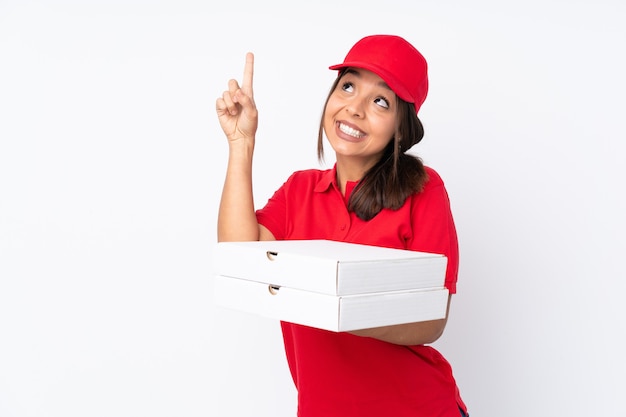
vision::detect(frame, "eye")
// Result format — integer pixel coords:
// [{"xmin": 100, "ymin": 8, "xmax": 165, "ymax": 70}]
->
[
  {"xmin": 341, "ymin": 81, "xmax": 354, "ymax": 93},
  {"xmin": 374, "ymin": 96, "xmax": 390, "ymax": 109}
]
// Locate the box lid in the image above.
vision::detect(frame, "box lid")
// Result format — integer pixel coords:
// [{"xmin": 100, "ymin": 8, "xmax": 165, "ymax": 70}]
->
[
  {"xmin": 213, "ymin": 274, "xmax": 449, "ymax": 332},
  {"xmin": 214, "ymin": 239, "xmax": 447, "ymax": 295}
]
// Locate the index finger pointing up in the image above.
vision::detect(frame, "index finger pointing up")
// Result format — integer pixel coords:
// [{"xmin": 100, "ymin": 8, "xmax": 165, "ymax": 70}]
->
[{"xmin": 241, "ymin": 52, "xmax": 254, "ymax": 97}]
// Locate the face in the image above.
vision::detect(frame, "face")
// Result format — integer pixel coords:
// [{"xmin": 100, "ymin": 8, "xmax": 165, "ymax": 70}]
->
[{"xmin": 323, "ymin": 68, "xmax": 398, "ymax": 170}]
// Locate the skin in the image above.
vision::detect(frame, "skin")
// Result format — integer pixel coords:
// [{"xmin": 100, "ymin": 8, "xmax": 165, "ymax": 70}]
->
[
  {"xmin": 216, "ymin": 53, "xmax": 450, "ymax": 346},
  {"xmin": 323, "ymin": 68, "xmax": 397, "ymax": 193}
]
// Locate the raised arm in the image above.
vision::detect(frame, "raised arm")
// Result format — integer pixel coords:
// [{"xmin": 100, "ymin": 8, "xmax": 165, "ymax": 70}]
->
[{"xmin": 215, "ymin": 53, "xmax": 272, "ymax": 242}]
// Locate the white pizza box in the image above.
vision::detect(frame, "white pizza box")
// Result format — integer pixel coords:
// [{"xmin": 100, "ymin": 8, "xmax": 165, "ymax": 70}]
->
[
  {"xmin": 213, "ymin": 240, "xmax": 448, "ymax": 296},
  {"xmin": 213, "ymin": 274, "xmax": 449, "ymax": 332}
]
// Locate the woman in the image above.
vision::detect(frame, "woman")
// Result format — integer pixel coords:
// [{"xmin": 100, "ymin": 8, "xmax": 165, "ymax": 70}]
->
[{"xmin": 216, "ymin": 34, "xmax": 469, "ymax": 417}]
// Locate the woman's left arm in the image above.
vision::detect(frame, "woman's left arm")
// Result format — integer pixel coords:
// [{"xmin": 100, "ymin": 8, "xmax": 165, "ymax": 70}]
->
[
  {"xmin": 349, "ymin": 294, "xmax": 451, "ymax": 345},
  {"xmin": 350, "ymin": 169, "xmax": 459, "ymax": 345}
]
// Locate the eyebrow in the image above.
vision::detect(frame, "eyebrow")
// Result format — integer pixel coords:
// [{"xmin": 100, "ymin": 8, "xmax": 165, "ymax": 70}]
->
[{"xmin": 344, "ymin": 68, "xmax": 393, "ymax": 92}]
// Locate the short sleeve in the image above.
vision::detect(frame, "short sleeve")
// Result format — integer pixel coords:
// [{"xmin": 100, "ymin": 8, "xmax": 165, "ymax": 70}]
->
[
  {"xmin": 255, "ymin": 175, "xmax": 292, "ymax": 240},
  {"xmin": 407, "ymin": 168, "xmax": 460, "ymax": 293}
]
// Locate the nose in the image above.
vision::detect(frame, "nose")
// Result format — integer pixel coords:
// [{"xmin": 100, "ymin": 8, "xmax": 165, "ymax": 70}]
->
[{"xmin": 345, "ymin": 98, "xmax": 366, "ymax": 118}]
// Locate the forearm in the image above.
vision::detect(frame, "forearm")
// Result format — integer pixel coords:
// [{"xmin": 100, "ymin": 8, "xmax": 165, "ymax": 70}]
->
[
  {"xmin": 349, "ymin": 295, "xmax": 452, "ymax": 345},
  {"xmin": 349, "ymin": 318, "xmax": 446, "ymax": 345},
  {"xmin": 217, "ymin": 140, "xmax": 259, "ymax": 242}
]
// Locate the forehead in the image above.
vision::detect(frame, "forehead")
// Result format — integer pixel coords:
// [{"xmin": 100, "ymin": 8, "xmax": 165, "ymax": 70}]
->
[{"xmin": 341, "ymin": 68, "xmax": 394, "ymax": 92}]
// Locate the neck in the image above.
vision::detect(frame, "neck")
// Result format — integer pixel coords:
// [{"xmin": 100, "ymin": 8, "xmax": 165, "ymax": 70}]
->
[{"xmin": 335, "ymin": 159, "xmax": 371, "ymax": 195}]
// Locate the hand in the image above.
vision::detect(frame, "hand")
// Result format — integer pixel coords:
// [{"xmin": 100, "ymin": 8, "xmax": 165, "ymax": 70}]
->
[{"xmin": 216, "ymin": 52, "xmax": 258, "ymax": 143}]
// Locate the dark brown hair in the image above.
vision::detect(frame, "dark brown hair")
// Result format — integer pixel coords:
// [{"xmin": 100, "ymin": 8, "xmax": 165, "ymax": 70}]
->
[{"xmin": 317, "ymin": 70, "xmax": 428, "ymax": 221}]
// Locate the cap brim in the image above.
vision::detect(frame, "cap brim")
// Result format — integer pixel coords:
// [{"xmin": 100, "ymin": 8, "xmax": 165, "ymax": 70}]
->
[{"xmin": 328, "ymin": 61, "xmax": 414, "ymax": 104}]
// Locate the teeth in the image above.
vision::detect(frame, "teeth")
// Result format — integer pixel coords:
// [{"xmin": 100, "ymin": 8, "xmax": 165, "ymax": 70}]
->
[{"xmin": 339, "ymin": 123, "xmax": 365, "ymax": 138}]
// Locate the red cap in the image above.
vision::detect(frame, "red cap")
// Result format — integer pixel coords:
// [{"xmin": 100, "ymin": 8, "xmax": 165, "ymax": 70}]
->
[{"xmin": 329, "ymin": 34, "xmax": 429, "ymax": 113}]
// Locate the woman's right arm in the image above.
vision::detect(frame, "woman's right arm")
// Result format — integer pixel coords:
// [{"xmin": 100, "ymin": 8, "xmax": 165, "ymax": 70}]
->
[{"xmin": 215, "ymin": 52, "xmax": 273, "ymax": 242}]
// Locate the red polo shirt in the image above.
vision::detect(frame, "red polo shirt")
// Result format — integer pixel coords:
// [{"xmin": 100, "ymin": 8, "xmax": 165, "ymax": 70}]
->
[{"xmin": 256, "ymin": 165, "xmax": 466, "ymax": 417}]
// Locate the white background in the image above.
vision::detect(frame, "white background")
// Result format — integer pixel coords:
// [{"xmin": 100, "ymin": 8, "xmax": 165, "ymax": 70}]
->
[{"xmin": 1, "ymin": 1, "xmax": 625, "ymax": 416}]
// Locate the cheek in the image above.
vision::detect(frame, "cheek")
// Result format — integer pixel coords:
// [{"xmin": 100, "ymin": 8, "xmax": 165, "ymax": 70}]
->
[
  {"xmin": 372, "ymin": 115, "xmax": 396, "ymax": 140},
  {"xmin": 324, "ymin": 95, "xmax": 341, "ymax": 116},
  {"xmin": 322, "ymin": 102, "xmax": 339, "ymax": 131}
]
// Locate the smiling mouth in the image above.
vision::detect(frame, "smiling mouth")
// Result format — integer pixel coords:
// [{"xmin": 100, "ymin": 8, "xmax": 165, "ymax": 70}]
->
[{"xmin": 338, "ymin": 122, "xmax": 365, "ymax": 138}]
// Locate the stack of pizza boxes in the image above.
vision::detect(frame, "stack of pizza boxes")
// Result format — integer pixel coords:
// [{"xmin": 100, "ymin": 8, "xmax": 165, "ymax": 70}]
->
[{"xmin": 213, "ymin": 239, "xmax": 449, "ymax": 332}]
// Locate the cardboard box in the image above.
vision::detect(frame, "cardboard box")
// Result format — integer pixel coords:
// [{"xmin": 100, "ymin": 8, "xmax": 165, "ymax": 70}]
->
[
  {"xmin": 213, "ymin": 239, "xmax": 448, "ymax": 295},
  {"xmin": 212, "ymin": 240, "xmax": 449, "ymax": 332},
  {"xmin": 213, "ymin": 274, "xmax": 449, "ymax": 332}
]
